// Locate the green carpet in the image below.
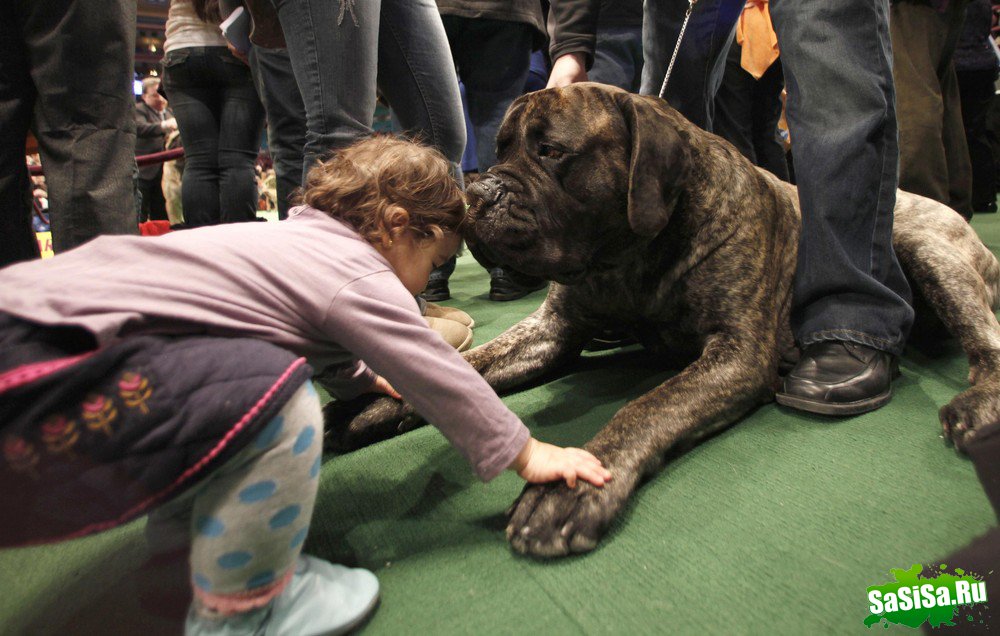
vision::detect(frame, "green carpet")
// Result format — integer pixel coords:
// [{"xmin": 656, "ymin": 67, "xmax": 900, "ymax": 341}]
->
[{"xmin": 2, "ymin": 216, "xmax": 999, "ymax": 635}]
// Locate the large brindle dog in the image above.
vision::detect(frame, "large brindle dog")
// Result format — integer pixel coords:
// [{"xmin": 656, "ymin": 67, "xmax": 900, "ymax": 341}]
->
[{"xmin": 328, "ymin": 83, "xmax": 1000, "ymax": 558}]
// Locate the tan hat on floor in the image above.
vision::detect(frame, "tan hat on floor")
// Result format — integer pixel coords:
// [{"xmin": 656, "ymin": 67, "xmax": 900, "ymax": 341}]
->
[
  {"xmin": 425, "ymin": 316, "xmax": 474, "ymax": 352},
  {"xmin": 423, "ymin": 302, "xmax": 475, "ymax": 329}
]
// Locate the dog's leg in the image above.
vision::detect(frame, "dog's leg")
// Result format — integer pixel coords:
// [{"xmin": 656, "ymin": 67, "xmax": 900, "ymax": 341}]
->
[
  {"xmin": 326, "ymin": 295, "xmax": 595, "ymax": 451},
  {"xmin": 897, "ymin": 222, "xmax": 1000, "ymax": 451},
  {"xmin": 462, "ymin": 301, "xmax": 595, "ymax": 391},
  {"xmin": 507, "ymin": 333, "xmax": 774, "ymax": 557}
]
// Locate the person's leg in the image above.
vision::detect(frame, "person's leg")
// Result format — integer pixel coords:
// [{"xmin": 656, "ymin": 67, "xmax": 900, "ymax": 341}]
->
[
  {"xmin": 942, "ymin": 1, "xmax": 975, "ymax": 218},
  {"xmin": 640, "ymin": 0, "xmax": 743, "ymax": 130},
  {"xmin": 711, "ymin": 38, "xmax": 758, "ymax": 164},
  {"xmin": 772, "ymin": 0, "xmax": 914, "ymax": 414},
  {"xmin": 138, "ymin": 172, "xmax": 168, "ymax": 222},
  {"xmin": 444, "ymin": 16, "xmax": 548, "ymax": 301},
  {"xmin": 24, "ymin": 0, "xmax": 138, "ymax": 253},
  {"xmin": 750, "ymin": 59, "xmax": 790, "ymax": 181},
  {"xmin": 958, "ymin": 68, "xmax": 998, "ymax": 211},
  {"xmin": 163, "ymin": 49, "xmax": 224, "ymax": 227},
  {"xmin": 160, "ymin": 382, "xmax": 379, "ymax": 633},
  {"xmin": 148, "ymin": 169, "xmax": 169, "ymax": 221},
  {"xmin": 377, "ymin": 1, "xmax": 465, "ymax": 170},
  {"xmin": 890, "ymin": 3, "xmax": 963, "ymax": 213},
  {"xmin": 0, "ymin": 7, "xmax": 39, "ymax": 266},
  {"xmin": 589, "ymin": 26, "xmax": 643, "ymax": 93},
  {"xmin": 451, "ymin": 18, "xmax": 529, "ymax": 172},
  {"xmin": 137, "ymin": 178, "xmax": 155, "ymax": 222},
  {"xmin": 272, "ymin": 0, "xmax": 380, "ymax": 178},
  {"xmin": 377, "ymin": 2, "xmax": 467, "ymax": 301},
  {"xmin": 249, "ymin": 46, "xmax": 306, "ymax": 219},
  {"xmin": 941, "ymin": 59, "xmax": 974, "ymax": 218},
  {"xmin": 214, "ymin": 49, "xmax": 265, "ymax": 224}
]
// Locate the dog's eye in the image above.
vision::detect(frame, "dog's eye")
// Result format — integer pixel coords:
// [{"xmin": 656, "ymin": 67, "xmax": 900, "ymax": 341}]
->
[{"xmin": 538, "ymin": 143, "xmax": 565, "ymax": 160}]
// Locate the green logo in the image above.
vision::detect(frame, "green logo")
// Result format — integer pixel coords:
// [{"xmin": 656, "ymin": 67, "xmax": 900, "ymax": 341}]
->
[{"xmin": 865, "ymin": 564, "xmax": 989, "ymax": 629}]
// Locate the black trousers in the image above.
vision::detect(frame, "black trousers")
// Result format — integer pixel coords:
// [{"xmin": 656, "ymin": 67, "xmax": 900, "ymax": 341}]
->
[
  {"xmin": 957, "ymin": 67, "xmax": 998, "ymax": 211},
  {"xmin": 0, "ymin": 0, "xmax": 138, "ymax": 267},
  {"xmin": 713, "ymin": 41, "xmax": 789, "ymax": 181},
  {"xmin": 138, "ymin": 173, "xmax": 168, "ymax": 222}
]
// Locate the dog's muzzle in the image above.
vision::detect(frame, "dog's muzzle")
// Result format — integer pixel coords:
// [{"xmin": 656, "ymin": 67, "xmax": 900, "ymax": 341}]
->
[{"xmin": 466, "ymin": 173, "xmax": 506, "ymax": 207}]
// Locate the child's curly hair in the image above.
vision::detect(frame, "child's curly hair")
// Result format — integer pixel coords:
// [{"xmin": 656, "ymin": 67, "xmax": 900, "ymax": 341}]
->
[{"xmin": 302, "ymin": 135, "xmax": 466, "ymax": 243}]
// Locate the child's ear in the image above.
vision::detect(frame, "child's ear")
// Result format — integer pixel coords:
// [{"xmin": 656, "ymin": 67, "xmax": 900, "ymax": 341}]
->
[
  {"xmin": 381, "ymin": 205, "xmax": 411, "ymax": 248},
  {"xmin": 385, "ymin": 205, "xmax": 411, "ymax": 234}
]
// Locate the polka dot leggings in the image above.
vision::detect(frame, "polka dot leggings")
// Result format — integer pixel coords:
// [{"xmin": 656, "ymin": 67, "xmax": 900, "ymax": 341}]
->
[{"xmin": 163, "ymin": 381, "xmax": 323, "ymax": 616}]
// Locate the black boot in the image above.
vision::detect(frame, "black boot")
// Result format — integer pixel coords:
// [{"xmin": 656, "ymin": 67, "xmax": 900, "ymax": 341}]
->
[
  {"xmin": 488, "ymin": 267, "xmax": 547, "ymax": 302},
  {"xmin": 776, "ymin": 341, "xmax": 898, "ymax": 416}
]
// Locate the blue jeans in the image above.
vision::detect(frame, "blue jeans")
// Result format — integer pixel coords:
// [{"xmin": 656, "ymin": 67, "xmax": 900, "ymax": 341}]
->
[
  {"xmin": 642, "ymin": 0, "xmax": 913, "ymax": 355},
  {"xmin": 441, "ymin": 16, "xmax": 533, "ymax": 172},
  {"xmin": 590, "ymin": 25, "xmax": 644, "ymax": 93},
  {"xmin": 162, "ymin": 47, "xmax": 265, "ymax": 226},
  {"xmin": 249, "ymin": 46, "xmax": 306, "ymax": 219},
  {"xmin": 271, "ymin": 0, "xmax": 465, "ymax": 177}
]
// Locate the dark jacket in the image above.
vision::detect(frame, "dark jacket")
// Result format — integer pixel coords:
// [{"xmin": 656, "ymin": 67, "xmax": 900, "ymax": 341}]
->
[
  {"xmin": 955, "ymin": 0, "xmax": 998, "ymax": 72},
  {"xmin": 549, "ymin": 0, "xmax": 642, "ymax": 69},
  {"xmin": 135, "ymin": 101, "xmax": 172, "ymax": 181},
  {"xmin": 0, "ymin": 314, "xmax": 312, "ymax": 548},
  {"xmin": 436, "ymin": 0, "xmax": 546, "ymax": 39}
]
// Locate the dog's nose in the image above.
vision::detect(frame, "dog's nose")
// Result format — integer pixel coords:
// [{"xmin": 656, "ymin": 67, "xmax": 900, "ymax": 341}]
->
[{"xmin": 467, "ymin": 173, "xmax": 505, "ymax": 205}]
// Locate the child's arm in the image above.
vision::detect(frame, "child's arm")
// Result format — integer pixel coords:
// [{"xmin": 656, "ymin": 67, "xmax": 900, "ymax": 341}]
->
[{"xmin": 509, "ymin": 437, "xmax": 611, "ymax": 488}]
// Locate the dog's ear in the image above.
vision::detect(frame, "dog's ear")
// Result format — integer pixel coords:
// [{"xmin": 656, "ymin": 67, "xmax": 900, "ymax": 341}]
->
[{"xmin": 615, "ymin": 93, "xmax": 690, "ymax": 237}]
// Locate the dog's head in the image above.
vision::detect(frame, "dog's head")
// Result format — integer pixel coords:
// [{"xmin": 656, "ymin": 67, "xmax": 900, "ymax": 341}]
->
[{"xmin": 465, "ymin": 83, "xmax": 692, "ymax": 284}]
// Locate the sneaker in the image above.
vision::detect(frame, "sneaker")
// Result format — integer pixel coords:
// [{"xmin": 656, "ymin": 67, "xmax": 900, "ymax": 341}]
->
[
  {"xmin": 420, "ymin": 278, "xmax": 450, "ymax": 302},
  {"xmin": 422, "ymin": 302, "xmax": 475, "ymax": 329},
  {"xmin": 425, "ymin": 316, "xmax": 473, "ymax": 351},
  {"xmin": 185, "ymin": 555, "xmax": 379, "ymax": 636},
  {"xmin": 488, "ymin": 267, "xmax": 547, "ymax": 302}
]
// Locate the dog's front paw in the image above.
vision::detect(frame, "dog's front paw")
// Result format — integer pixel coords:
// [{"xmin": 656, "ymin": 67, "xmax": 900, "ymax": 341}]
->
[
  {"xmin": 323, "ymin": 396, "xmax": 423, "ymax": 452},
  {"xmin": 505, "ymin": 479, "xmax": 627, "ymax": 558},
  {"xmin": 939, "ymin": 381, "xmax": 1000, "ymax": 452}
]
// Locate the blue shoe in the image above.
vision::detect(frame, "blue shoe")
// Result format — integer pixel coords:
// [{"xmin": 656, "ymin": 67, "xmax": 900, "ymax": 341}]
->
[{"xmin": 185, "ymin": 555, "xmax": 380, "ymax": 636}]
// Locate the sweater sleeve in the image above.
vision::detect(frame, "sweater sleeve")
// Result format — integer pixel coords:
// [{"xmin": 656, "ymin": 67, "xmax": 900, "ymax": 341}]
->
[
  {"xmin": 313, "ymin": 359, "xmax": 377, "ymax": 400},
  {"xmin": 548, "ymin": 0, "xmax": 601, "ymax": 69},
  {"xmin": 323, "ymin": 273, "xmax": 530, "ymax": 481}
]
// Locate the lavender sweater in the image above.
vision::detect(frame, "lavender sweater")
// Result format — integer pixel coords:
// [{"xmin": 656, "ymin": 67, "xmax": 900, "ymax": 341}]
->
[{"xmin": 0, "ymin": 206, "xmax": 529, "ymax": 480}]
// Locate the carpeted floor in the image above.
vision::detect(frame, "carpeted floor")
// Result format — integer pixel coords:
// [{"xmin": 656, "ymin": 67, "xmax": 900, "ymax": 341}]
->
[{"xmin": 2, "ymin": 215, "xmax": 998, "ymax": 635}]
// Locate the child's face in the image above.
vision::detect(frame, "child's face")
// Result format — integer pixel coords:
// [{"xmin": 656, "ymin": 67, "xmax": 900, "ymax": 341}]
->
[{"xmin": 380, "ymin": 230, "xmax": 461, "ymax": 297}]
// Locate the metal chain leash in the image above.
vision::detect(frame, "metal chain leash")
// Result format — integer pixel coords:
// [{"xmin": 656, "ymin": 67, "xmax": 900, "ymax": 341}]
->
[{"xmin": 658, "ymin": 0, "xmax": 700, "ymax": 99}]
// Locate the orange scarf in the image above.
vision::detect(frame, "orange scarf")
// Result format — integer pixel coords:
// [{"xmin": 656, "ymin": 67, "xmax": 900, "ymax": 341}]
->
[{"xmin": 735, "ymin": 0, "xmax": 780, "ymax": 79}]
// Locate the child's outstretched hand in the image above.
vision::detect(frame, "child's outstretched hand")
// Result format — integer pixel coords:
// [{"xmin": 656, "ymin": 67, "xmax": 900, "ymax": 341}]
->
[
  {"xmin": 369, "ymin": 375, "xmax": 401, "ymax": 400},
  {"xmin": 510, "ymin": 438, "xmax": 612, "ymax": 488}
]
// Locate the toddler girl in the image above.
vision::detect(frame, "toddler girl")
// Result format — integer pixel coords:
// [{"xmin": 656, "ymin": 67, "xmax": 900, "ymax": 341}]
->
[{"xmin": 0, "ymin": 136, "xmax": 609, "ymax": 635}]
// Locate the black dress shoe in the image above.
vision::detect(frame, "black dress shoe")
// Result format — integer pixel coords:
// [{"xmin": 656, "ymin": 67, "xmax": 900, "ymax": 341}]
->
[
  {"xmin": 488, "ymin": 267, "xmax": 547, "ymax": 301},
  {"xmin": 420, "ymin": 278, "xmax": 450, "ymax": 302},
  {"xmin": 776, "ymin": 341, "xmax": 898, "ymax": 416}
]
